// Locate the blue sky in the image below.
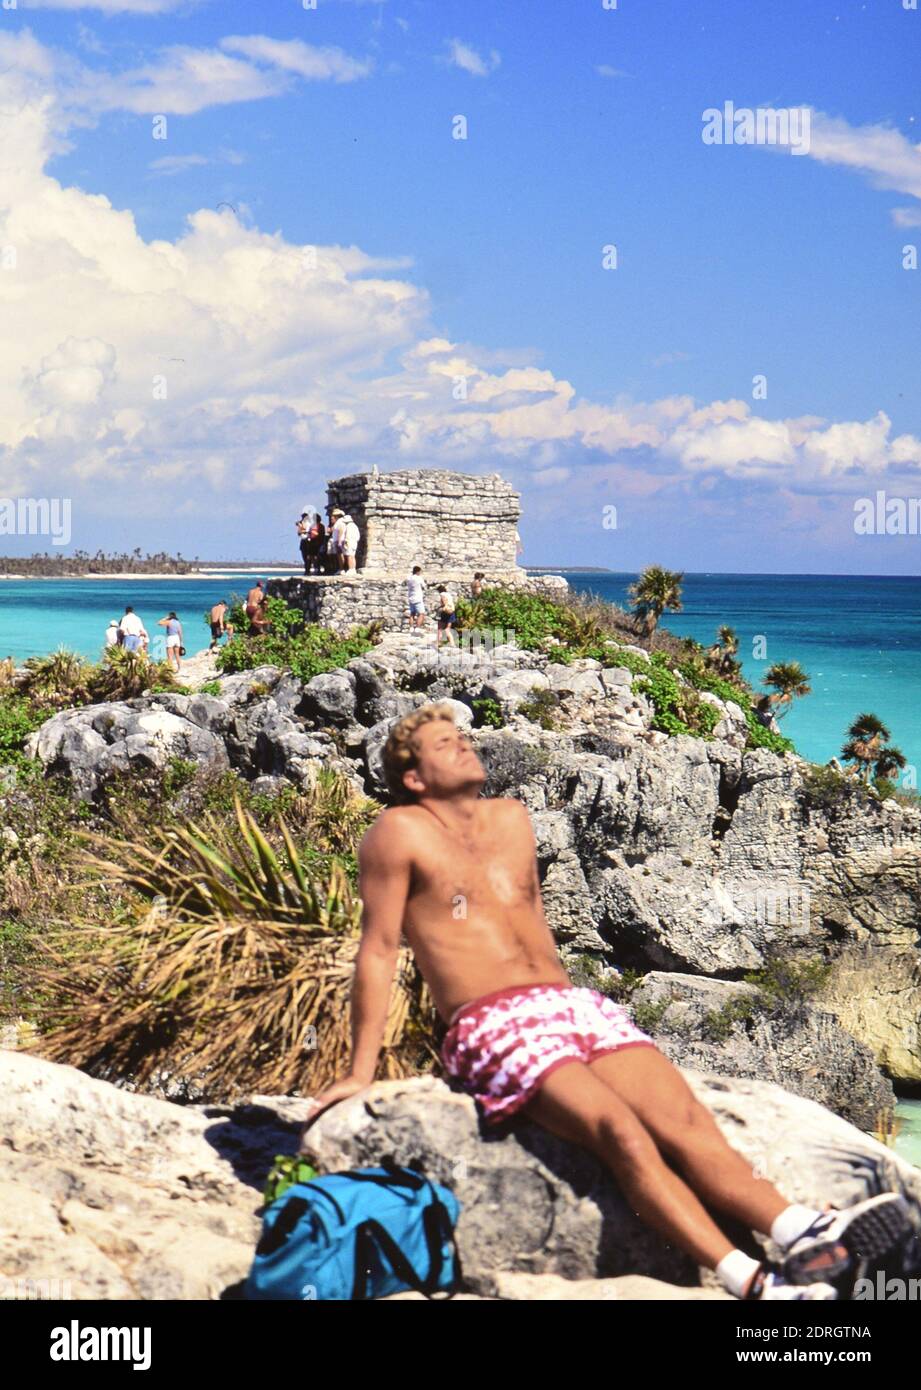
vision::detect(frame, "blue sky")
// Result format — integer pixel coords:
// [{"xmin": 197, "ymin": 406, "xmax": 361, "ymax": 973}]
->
[{"xmin": 0, "ymin": 0, "xmax": 919, "ymax": 570}]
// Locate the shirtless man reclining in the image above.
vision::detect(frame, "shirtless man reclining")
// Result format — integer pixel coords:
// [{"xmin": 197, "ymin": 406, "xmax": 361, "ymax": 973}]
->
[{"xmin": 303, "ymin": 703, "xmax": 912, "ymax": 1301}]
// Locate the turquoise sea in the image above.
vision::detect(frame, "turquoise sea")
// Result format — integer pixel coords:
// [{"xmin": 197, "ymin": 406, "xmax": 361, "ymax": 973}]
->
[
  {"xmin": 1, "ymin": 568, "xmax": 919, "ymax": 1155},
  {"xmin": 3, "ymin": 570, "xmax": 918, "ymax": 775}
]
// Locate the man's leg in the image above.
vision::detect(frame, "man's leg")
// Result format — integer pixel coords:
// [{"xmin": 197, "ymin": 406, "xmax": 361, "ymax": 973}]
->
[
  {"xmin": 588, "ymin": 1047, "xmax": 790, "ymax": 1236},
  {"xmin": 521, "ymin": 1059, "xmax": 737, "ymax": 1271}
]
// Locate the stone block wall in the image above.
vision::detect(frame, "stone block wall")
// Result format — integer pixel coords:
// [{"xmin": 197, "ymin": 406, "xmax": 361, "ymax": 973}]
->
[
  {"xmin": 267, "ymin": 573, "xmax": 567, "ymax": 635},
  {"xmin": 326, "ymin": 469, "xmax": 521, "ymax": 576}
]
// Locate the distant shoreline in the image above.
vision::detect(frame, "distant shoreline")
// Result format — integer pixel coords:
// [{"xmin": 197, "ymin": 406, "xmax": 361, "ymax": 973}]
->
[{"xmin": 0, "ymin": 568, "xmax": 305, "ymax": 582}]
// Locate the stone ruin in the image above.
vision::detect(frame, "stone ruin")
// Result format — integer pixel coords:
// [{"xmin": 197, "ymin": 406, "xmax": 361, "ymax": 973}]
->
[
  {"xmin": 326, "ymin": 468, "xmax": 522, "ymax": 578},
  {"xmin": 269, "ymin": 467, "xmax": 557, "ymax": 633}
]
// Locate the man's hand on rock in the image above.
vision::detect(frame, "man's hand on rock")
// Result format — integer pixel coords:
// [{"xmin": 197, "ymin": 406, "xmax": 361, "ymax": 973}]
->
[{"xmin": 297, "ymin": 1075, "xmax": 371, "ymax": 1150}]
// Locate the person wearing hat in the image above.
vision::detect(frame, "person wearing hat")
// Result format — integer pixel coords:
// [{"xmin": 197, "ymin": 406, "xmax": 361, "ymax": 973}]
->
[
  {"xmin": 328, "ymin": 508, "xmax": 347, "ymax": 574},
  {"xmin": 104, "ymin": 618, "xmax": 120, "ymax": 648}
]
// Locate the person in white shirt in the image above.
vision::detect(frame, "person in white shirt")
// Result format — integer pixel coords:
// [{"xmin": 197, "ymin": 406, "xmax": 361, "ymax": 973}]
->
[
  {"xmin": 406, "ymin": 566, "xmax": 426, "ymax": 633},
  {"xmin": 328, "ymin": 509, "xmax": 346, "ymax": 573},
  {"xmin": 104, "ymin": 619, "xmax": 120, "ymax": 648},
  {"xmin": 340, "ymin": 513, "xmax": 360, "ymax": 572},
  {"xmin": 118, "ymin": 606, "xmax": 148, "ymax": 654}
]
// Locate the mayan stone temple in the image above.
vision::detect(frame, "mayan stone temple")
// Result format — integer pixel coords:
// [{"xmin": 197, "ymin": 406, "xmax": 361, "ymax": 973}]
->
[{"xmin": 268, "ymin": 467, "xmax": 539, "ymax": 633}]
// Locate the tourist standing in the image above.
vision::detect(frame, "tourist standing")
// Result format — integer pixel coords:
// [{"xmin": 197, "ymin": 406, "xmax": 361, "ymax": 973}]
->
[
  {"xmin": 406, "ymin": 566, "xmax": 426, "ymax": 633},
  {"xmin": 340, "ymin": 513, "xmax": 360, "ymax": 572},
  {"xmin": 471, "ymin": 572, "xmax": 485, "ymax": 599},
  {"xmin": 157, "ymin": 612, "xmax": 184, "ymax": 671},
  {"xmin": 436, "ymin": 585, "xmax": 458, "ymax": 647},
  {"xmin": 296, "ymin": 510, "xmax": 312, "ymax": 574},
  {"xmin": 209, "ymin": 600, "xmax": 230, "ymax": 649},
  {"xmin": 306, "ymin": 514, "xmax": 326, "ymax": 574},
  {"xmin": 328, "ymin": 509, "xmax": 346, "ymax": 573},
  {"xmin": 246, "ymin": 580, "xmax": 269, "ymax": 635},
  {"xmin": 118, "ymin": 606, "xmax": 148, "ymax": 654},
  {"xmin": 104, "ymin": 619, "xmax": 120, "ymax": 648}
]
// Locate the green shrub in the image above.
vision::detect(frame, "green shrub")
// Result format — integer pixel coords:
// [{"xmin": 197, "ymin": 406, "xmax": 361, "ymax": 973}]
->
[
  {"xmin": 631, "ymin": 999, "xmax": 668, "ymax": 1033},
  {"xmin": 197, "ymin": 681, "xmax": 222, "ymax": 696},
  {"xmin": 744, "ymin": 956, "xmax": 830, "ymax": 1005},
  {"xmin": 0, "ymin": 696, "xmax": 50, "ymax": 760},
  {"xmin": 701, "ymin": 994, "xmax": 767, "ymax": 1042},
  {"xmin": 216, "ymin": 601, "xmax": 375, "ymax": 682},
  {"xmin": 800, "ymin": 764, "xmax": 866, "ymax": 811},
  {"xmin": 471, "ymin": 696, "xmax": 505, "ymax": 729},
  {"xmin": 516, "ymin": 686, "xmax": 562, "ymax": 730}
]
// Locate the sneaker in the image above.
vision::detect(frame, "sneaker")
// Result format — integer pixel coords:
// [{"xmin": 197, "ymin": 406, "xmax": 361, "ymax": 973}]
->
[
  {"xmin": 745, "ymin": 1262, "xmax": 838, "ymax": 1301},
  {"xmin": 783, "ymin": 1192, "xmax": 912, "ymax": 1289}
]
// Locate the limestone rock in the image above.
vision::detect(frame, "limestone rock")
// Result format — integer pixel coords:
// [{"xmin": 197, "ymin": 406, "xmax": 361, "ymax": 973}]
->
[{"xmin": 301, "ymin": 1075, "xmax": 921, "ymax": 1296}]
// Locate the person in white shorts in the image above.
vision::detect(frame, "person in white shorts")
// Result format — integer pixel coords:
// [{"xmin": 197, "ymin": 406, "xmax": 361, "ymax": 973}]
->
[
  {"xmin": 340, "ymin": 513, "xmax": 360, "ymax": 572},
  {"xmin": 406, "ymin": 566, "xmax": 426, "ymax": 632},
  {"xmin": 157, "ymin": 611, "xmax": 184, "ymax": 671}
]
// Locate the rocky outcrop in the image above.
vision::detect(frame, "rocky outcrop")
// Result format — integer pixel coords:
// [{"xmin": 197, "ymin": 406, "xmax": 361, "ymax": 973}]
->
[
  {"xmin": 3, "ymin": 1054, "xmax": 918, "ymax": 1301},
  {"xmin": 630, "ymin": 973, "xmax": 896, "ymax": 1130},
  {"xmin": 302, "ymin": 1076, "xmax": 921, "ymax": 1296},
  {"xmin": 20, "ymin": 630, "xmax": 921, "ymax": 1085}
]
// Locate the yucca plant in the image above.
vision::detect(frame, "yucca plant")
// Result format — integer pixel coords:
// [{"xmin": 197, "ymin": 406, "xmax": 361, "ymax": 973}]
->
[
  {"xmin": 288, "ymin": 766, "xmax": 381, "ymax": 855},
  {"xmin": 26, "ymin": 797, "xmax": 436, "ymax": 1099},
  {"xmin": 87, "ymin": 646, "xmax": 178, "ymax": 702},
  {"xmin": 21, "ymin": 648, "xmax": 93, "ymax": 708}
]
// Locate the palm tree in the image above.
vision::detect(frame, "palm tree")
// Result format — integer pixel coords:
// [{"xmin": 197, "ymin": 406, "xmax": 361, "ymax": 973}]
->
[
  {"xmin": 763, "ymin": 661, "xmax": 811, "ymax": 719},
  {"xmin": 628, "ymin": 566, "xmax": 684, "ymax": 643},
  {"xmin": 707, "ymin": 625, "xmax": 740, "ymax": 676},
  {"xmin": 841, "ymin": 713, "xmax": 905, "ymax": 786}
]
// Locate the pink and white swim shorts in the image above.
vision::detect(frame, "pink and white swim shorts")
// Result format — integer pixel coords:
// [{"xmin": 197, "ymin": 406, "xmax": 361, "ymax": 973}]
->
[{"xmin": 440, "ymin": 981, "xmax": 657, "ymax": 1125}]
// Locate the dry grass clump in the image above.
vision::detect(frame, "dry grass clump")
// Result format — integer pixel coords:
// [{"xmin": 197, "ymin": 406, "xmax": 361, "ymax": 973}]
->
[{"xmin": 24, "ymin": 794, "xmax": 436, "ymax": 1099}]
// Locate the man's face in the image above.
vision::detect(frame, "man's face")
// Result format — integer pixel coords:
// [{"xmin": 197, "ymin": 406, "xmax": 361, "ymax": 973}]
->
[{"xmin": 404, "ymin": 719, "xmax": 486, "ymax": 799}]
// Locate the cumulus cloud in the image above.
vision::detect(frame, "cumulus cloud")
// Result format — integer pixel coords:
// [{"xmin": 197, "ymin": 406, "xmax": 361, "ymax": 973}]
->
[{"xmin": 0, "ymin": 36, "xmax": 919, "ymax": 546}]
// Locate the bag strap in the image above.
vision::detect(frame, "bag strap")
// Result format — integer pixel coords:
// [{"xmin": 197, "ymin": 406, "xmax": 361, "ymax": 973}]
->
[
  {"xmin": 352, "ymin": 1218, "xmax": 455, "ymax": 1301},
  {"xmin": 256, "ymin": 1196, "xmax": 310, "ymax": 1257}
]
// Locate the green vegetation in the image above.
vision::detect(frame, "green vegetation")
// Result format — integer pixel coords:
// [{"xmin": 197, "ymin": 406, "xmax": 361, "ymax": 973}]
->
[
  {"xmin": 701, "ymin": 993, "xmax": 768, "ymax": 1042},
  {"xmin": 516, "ymin": 687, "xmax": 562, "ymax": 731},
  {"xmin": 841, "ymin": 712, "xmax": 906, "ymax": 785},
  {"xmin": 471, "ymin": 695, "xmax": 505, "ymax": 729},
  {"xmin": 631, "ymin": 999, "xmax": 669, "ymax": 1033},
  {"xmin": 263, "ymin": 1155, "xmax": 320, "ymax": 1204},
  {"xmin": 216, "ymin": 596, "xmax": 377, "ymax": 683},
  {"xmin": 627, "ymin": 565, "xmax": 684, "ymax": 642},
  {"xmin": 7, "ymin": 762, "xmax": 434, "ymax": 1101},
  {"xmin": 763, "ymin": 661, "xmax": 812, "ymax": 720},
  {"xmin": 457, "ymin": 587, "xmax": 797, "ymax": 753},
  {"xmin": 197, "ymin": 680, "xmax": 222, "ymax": 696},
  {"xmin": 744, "ymin": 955, "xmax": 831, "ymax": 1005}
]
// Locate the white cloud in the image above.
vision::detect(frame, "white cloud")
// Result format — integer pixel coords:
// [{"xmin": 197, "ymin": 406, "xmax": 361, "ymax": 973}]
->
[
  {"xmin": 445, "ymin": 39, "xmax": 500, "ymax": 78},
  {"xmin": 760, "ymin": 109, "xmax": 921, "ymax": 225},
  {"xmin": 147, "ymin": 153, "xmax": 209, "ymax": 177},
  {"xmin": 0, "ymin": 40, "xmax": 919, "ymax": 536},
  {"xmin": 596, "ymin": 65, "xmax": 627, "ymax": 79},
  {"xmin": 220, "ymin": 36, "xmax": 373, "ymax": 85}
]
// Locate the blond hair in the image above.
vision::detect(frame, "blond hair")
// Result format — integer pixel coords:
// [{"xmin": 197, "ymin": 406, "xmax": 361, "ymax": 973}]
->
[{"xmin": 381, "ymin": 703, "xmax": 457, "ymax": 802}]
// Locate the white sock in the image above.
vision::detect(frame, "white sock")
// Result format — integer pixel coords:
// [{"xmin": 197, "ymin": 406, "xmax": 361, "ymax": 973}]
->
[
  {"xmin": 716, "ymin": 1250, "xmax": 762, "ymax": 1299},
  {"xmin": 770, "ymin": 1203, "xmax": 825, "ymax": 1250}
]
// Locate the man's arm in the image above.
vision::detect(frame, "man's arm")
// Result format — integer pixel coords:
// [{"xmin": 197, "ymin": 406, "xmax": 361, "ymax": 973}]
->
[
  {"xmin": 300, "ymin": 813, "xmax": 412, "ymax": 1141},
  {"xmin": 347, "ymin": 812, "xmax": 412, "ymax": 1082}
]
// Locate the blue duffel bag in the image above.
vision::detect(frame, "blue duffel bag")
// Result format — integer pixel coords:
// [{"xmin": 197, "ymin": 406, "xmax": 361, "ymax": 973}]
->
[{"xmin": 245, "ymin": 1157, "xmax": 462, "ymax": 1301}]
